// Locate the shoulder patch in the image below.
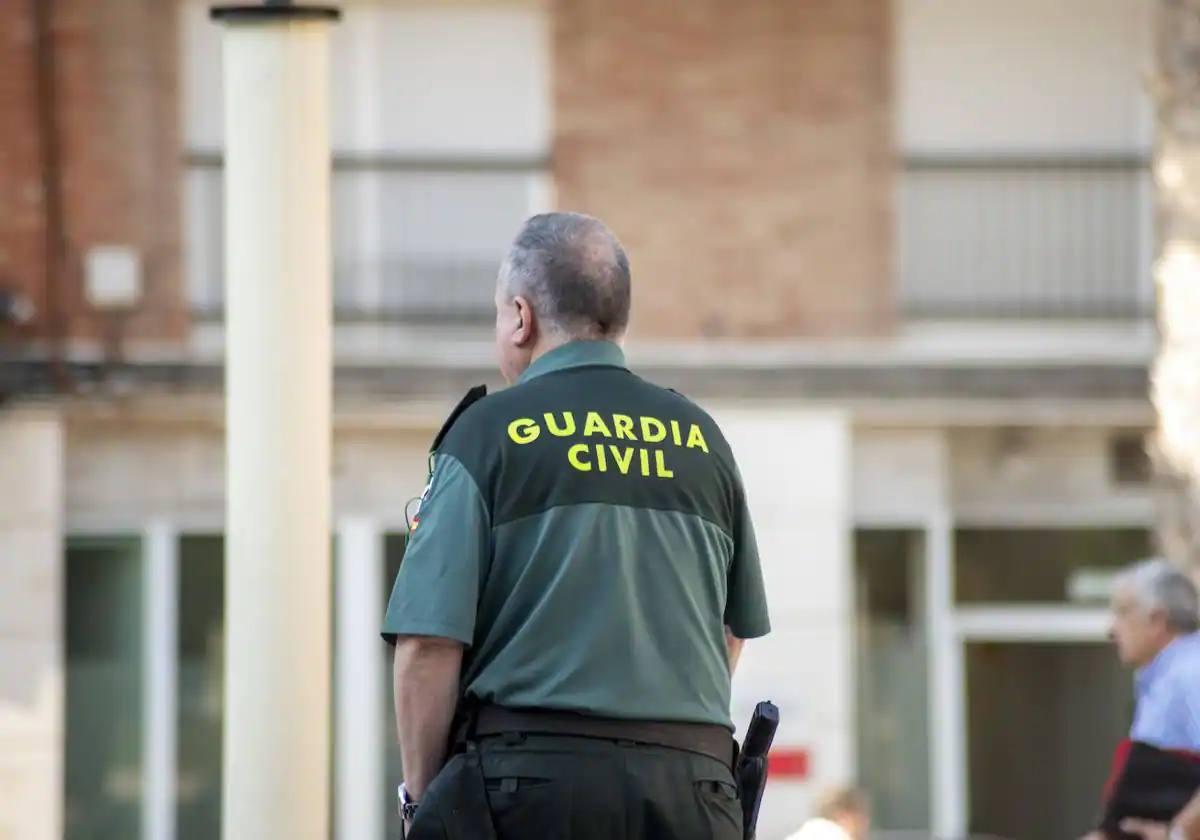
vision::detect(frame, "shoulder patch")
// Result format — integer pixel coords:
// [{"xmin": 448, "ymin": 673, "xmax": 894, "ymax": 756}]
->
[{"xmin": 431, "ymin": 385, "xmax": 488, "ymax": 453}]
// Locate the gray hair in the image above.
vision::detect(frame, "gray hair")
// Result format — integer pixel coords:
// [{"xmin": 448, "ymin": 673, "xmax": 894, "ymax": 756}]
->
[
  {"xmin": 499, "ymin": 212, "xmax": 631, "ymax": 339},
  {"xmin": 1114, "ymin": 558, "xmax": 1200, "ymax": 633}
]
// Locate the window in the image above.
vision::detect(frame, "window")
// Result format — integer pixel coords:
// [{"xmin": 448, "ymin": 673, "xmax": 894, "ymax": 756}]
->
[
  {"xmin": 896, "ymin": 0, "xmax": 1153, "ymax": 318},
  {"xmin": 182, "ymin": 2, "xmax": 552, "ymax": 321},
  {"xmin": 177, "ymin": 536, "xmax": 224, "ymax": 840},
  {"xmin": 966, "ymin": 641, "xmax": 1130, "ymax": 840},
  {"xmin": 382, "ymin": 533, "xmax": 406, "ymax": 838},
  {"xmin": 954, "ymin": 528, "xmax": 1153, "ymax": 604},
  {"xmin": 65, "ymin": 537, "xmax": 144, "ymax": 840},
  {"xmin": 854, "ymin": 529, "xmax": 931, "ymax": 831}
]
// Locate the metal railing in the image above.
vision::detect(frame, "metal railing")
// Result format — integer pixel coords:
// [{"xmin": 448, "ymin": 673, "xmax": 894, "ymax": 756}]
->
[
  {"xmin": 188, "ymin": 152, "xmax": 1152, "ymax": 326},
  {"xmin": 184, "ymin": 152, "xmax": 549, "ymax": 324},
  {"xmin": 899, "ymin": 154, "xmax": 1154, "ymax": 319}
]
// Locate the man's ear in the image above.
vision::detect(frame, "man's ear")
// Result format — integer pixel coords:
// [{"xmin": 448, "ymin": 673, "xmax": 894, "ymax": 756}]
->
[{"xmin": 513, "ymin": 296, "xmax": 535, "ymax": 346}]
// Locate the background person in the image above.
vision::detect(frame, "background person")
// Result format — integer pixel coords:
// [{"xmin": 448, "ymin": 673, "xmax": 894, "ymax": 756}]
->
[
  {"xmin": 1081, "ymin": 559, "xmax": 1200, "ymax": 840},
  {"xmin": 785, "ymin": 786, "xmax": 871, "ymax": 840}
]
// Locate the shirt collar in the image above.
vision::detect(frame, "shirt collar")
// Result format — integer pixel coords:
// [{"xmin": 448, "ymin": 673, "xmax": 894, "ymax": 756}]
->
[
  {"xmin": 1136, "ymin": 632, "xmax": 1198, "ymax": 696},
  {"xmin": 517, "ymin": 340, "xmax": 627, "ymax": 384}
]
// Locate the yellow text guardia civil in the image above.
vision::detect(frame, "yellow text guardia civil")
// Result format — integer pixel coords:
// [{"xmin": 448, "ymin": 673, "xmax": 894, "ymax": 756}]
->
[{"xmin": 507, "ymin": 411, "xmax": 710, "ymax": 478}]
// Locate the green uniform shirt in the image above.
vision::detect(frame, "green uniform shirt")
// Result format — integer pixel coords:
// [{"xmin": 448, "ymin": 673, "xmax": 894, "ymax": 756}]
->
[{"xmin": 382, "ymin": 340, "xmax": 770, "ymax": 729}]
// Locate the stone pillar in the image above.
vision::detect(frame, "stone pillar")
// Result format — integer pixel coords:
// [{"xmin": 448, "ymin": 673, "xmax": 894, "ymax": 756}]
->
[{"xmin": 0, "ymin": 408, "xmax": 64, "ymax": 840}]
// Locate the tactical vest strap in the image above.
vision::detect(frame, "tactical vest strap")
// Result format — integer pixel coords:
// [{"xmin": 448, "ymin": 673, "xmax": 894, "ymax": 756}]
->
[{"xmin": 431, "ymin": 385, "xmax": 488, "ymax": 452}]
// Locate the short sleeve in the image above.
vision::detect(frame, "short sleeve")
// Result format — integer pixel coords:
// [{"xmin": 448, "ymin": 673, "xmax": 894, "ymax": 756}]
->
[
  {"xmin": 1131, "ymin": 669, "xmax": 1200, "ymax": 750},
  {"xmin": 381, "ymin": 454, "xmax": 490, "ymax": 646},
  {"xmin": 1130, "ymin": 681, "xmax": 1173, "ymax": 746},
  {"xmin": 724, "ymin": 479, "xmax": 771, "ymax": 639}
]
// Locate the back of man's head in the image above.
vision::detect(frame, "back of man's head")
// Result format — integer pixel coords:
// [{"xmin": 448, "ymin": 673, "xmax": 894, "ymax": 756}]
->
[{"xmin": 500, "ymin": 212, "xmax": 631, "ymax": 340}]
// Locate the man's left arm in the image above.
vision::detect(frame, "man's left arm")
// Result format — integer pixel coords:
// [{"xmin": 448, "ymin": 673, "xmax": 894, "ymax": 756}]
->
[{"xmin": 382, "ymin": 454, "xmax": 491, "ymax": 801}]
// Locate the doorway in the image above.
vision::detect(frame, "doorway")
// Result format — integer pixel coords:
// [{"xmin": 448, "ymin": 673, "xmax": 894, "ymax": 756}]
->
[{"xmin": 965, "ymin": 641, "xmax": 1132, "ymax": 840}]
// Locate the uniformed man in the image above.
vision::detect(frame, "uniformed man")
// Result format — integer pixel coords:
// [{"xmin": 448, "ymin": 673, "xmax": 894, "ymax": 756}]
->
[{"xmin": 382, "ymin": 211, "xmax": 771, "ymax": 839}]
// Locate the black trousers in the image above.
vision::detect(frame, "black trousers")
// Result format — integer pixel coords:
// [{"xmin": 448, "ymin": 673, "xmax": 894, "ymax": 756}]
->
[{"xmin": 408, "ymin": 733, "xmax": 743, "ymax": 840}]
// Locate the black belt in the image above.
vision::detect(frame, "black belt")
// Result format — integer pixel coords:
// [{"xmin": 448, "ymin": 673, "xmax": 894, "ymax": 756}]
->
[{"xmin": 464, "ymin": 705, "xmax": 736, "ymax": 769}]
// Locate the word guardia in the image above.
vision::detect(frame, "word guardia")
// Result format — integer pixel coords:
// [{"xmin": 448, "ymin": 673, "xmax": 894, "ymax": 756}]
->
[{"xmin": 507, "ymin": 411, "xmax": 709, "ymax": 478}]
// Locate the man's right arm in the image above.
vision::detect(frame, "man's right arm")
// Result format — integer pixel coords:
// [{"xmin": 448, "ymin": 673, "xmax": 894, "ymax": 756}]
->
[
  {"xmin": 381, "ymin": 453, "xmax": 491, "ymax": 798},
  {"xmin": 1120, "ymin": 787, "xmax": 1200, "ymax": 840},
  {"xmin": 392, "ymin": 635, "xmax": 463, "ymax": 801},
  {"xmin": 1178, "ymin": 791, "xmax": 1200, "ymax": 838}
]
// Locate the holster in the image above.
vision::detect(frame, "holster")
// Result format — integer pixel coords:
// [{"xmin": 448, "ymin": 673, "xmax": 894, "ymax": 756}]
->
[{"xmin": 735, "ymin": 701, "xmax": 779, "ymax": 840}]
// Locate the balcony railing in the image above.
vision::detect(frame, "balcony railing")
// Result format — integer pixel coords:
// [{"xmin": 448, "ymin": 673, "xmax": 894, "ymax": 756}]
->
[
  {"xmin": 187, "ymin": 153, "xmax": 1152, "ymax": 327},
  {"xmin": 184, "ymin": 152, "xmax": 549, "ymax": 324},
  {"xmin": 899, "ymin": 155, "xmax": 1153, "ymax": 319}
]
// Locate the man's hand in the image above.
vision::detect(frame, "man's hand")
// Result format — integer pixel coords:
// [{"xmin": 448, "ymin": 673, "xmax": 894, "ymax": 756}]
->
[
  {"xmin": 1121, "ymin": 819, "xmax": 1170, "ymax": 840},
  {"xmin": 1078, "ymin": 831, "xmax": 1107, "ymax": 840}
]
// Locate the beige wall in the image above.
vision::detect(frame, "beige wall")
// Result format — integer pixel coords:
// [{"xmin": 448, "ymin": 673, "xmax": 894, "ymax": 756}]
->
[
  {"xmin": 65, "ymin": 415, "xmax": 434, "ymax": 531},
  {"xmin": 716, "ymin": 405, "xmax": 855, "ymax": 836},
  {"xmin": 898, "ymin": 0, "xmax": 1152, "ymax": 153},
  {"xmin": 0, "ymin": 409, "xmax": 64, "ymax": 840},
  {"xmin": 852, "ymin": 425, "xmax": 1155, "ymax": 524}
]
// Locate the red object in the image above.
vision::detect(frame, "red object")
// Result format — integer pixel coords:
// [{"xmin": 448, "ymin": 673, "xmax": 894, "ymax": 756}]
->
[
  {"xmin": 1102, "ymin": 738, "xmax": 1134, "ymax": 802},
  {"xmin": 768, "ymin": 748, "xmax": 810, "ymax": 780}
]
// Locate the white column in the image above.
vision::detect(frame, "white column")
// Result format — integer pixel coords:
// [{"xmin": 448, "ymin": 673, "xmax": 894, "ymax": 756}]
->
[
  {"xmin": 215, "ymin": 5, "xmax": 339, "ymax": 839},
  {"xmin": 335, "ymin": 518, "xmax": 385, "ymax": 840},
  {"xmin": 927, "ymin": 509, "xmax": 967, "ymax": 839},
  {"xmin": 143, "ymin": 519, "xmax": 179, "ymax": 840}
]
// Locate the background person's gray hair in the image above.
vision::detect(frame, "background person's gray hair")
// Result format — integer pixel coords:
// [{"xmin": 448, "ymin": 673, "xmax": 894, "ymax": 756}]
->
[
  {"xmin": 500, "ymin": 212, "xmax": 631, "ymax": 339},
  {"xmin": 1114, "ymin": 558, "xmax": 1200, "ymax": 633}
]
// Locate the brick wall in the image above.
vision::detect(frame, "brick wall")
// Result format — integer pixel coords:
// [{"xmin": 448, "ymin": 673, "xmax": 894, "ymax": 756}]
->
[
  {"xmin": 0, "ymin": 4, "xmax": 46, "ymax": 337},
  {"xmin": 553, "ymin": 0, "xmax": 895, "ymax": 339},
  {"xmin": 0, "ymin": 0, "xmax": 185, "ymax": 346}
]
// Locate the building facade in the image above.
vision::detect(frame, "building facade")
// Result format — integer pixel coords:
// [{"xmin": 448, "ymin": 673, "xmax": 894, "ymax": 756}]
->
[{"xmin": 0, "ymin": 1, "xmax": 1157, "ymax": 839}]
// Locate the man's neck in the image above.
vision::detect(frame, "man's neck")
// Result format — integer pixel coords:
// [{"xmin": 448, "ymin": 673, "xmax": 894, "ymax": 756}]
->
[
  {"xmin": 1160, "ymin": 631, "xmax": 1183, "ymax": 654},
  {"xmin": 1140, "ymin": 632, "xmax": 1183, "ymax": 672},
  {"xmin": 527, "ymin": 333, "xmax": 619, "ymax": 366},
  {"xmin": 526, "ymin": 335, "xmax": 574, "ymax": 367}
]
